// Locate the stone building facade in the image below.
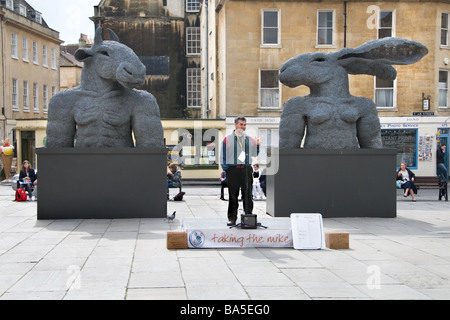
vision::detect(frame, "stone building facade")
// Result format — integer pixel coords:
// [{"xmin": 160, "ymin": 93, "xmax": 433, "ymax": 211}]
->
[
  {"xmin": 0, "ymin": 0, "xmax": 61, "ymax": 170},
  {"xmin": 91, "ymin": 0, "xmax": 202, "ymax": 119},
  {"xmin": 203, "ymin": 0, "xmax": 450, "ymax": 177}
]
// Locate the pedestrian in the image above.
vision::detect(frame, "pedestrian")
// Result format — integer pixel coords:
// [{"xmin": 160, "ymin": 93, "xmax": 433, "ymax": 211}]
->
[
  {"xmin": 252, "ymin": 164, "xmax": 264, "ymax": 200},
  {"xmin": 396, "ymin": 162, "xmax": 417, "ymax": 202},
  {"xmin": 437, "ymin": 144, "xmax": 448, "ymax": 184},
  {"xmin": 221, "ymin": 117, "xmax": 262, "ymax": 226},
  {"xmin": 167, "ymin": 163, "xmax": 182, "ymax": 199},
  {"xmin": 220, "ymin": 170, "xmax": 227, "ymax": 200}
]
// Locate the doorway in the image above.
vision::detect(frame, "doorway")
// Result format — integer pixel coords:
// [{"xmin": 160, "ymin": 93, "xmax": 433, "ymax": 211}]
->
[{"xmin": 21, "ymin": 131, "xmax": 36, "ymax": 168}]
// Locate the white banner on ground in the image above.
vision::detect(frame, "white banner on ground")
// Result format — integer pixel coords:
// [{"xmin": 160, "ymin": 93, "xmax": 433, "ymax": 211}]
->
[{"xmin": 186, "ymin": 229, "xmax": 293, "ymax": 249}]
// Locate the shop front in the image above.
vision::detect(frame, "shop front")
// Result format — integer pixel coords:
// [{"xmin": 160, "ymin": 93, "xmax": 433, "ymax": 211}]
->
[
  {"xmin": 163, "ymin": 119, "xmax": 226, "ymax": 180},
  {"xmin": 380, "ymin": 116, "xmax": 450, "ymax": 178},
  {"xmin": 13, "ymin": 119, "xmax": 48, "ymax": 172}
]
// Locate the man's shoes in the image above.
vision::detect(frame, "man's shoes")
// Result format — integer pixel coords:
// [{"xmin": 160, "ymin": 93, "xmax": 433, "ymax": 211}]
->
[{"xmin": 227, "ymin": 220, "xmax": 236, "ymax": 226}]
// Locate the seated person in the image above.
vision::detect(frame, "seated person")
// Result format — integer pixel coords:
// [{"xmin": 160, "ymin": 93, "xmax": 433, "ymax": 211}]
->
[
  {"xmin": 167, "ymin": 164, "xmax": 182, "ymax": 198},
  {"xmin": 18, "ymin": 160, "xmax": 37, "ymax": 200},
  {"xmin": 396, "ymin": 162, "xmax": 417, "ymax": 202}
]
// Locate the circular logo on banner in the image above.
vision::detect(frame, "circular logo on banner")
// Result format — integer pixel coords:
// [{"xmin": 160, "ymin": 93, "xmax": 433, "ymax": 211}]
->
[{"xmin": 189, "ymin": 230, "xmax": 205, "ymax": 248}]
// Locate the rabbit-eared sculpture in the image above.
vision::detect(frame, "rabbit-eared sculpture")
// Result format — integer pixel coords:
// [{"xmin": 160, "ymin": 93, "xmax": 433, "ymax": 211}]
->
[{"xmin": 278, "ymin": 37, "xmax": 428, "ymax": 149}]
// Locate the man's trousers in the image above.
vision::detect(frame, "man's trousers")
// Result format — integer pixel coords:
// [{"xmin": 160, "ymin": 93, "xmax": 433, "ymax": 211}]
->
[{"xmin": 226, "ymin": 166, "xmax": 253, "ymax": 222}]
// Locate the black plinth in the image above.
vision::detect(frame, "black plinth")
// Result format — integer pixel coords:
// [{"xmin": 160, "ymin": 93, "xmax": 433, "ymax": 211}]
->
[
  {"xmin": 266, "ymin": 148, "xmax": 397, "ymax": 218},
  {"xmin": 36, "ymin": 148, "xmax": 167, "ymax": 220}
]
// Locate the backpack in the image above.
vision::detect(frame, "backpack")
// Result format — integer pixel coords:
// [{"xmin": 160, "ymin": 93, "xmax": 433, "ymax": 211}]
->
[
  {"xmin": 15, "ymin": 188, "xmax": 27, "ymax": 202},
  {"xmin": 173, "ymin": 192, "xmax": 185, "ymax": 201}
]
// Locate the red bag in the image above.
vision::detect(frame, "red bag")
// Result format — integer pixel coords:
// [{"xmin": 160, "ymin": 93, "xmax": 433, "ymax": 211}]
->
[{"xmin": 15, "ymin": 188, "xmax": 27, "ymax": 202}]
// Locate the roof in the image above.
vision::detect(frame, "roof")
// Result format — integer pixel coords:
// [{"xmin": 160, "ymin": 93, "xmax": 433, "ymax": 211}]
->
[
  {"xmin": 60, "ymin": 51, "xmax": 83, "ymax": 68},
  {"xmin": 1, "ymin": 0, "xmax": 50, "ymax": 28}
]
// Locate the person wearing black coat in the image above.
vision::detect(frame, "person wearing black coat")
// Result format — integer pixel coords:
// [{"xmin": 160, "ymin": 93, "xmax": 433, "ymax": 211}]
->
[
  {"xmin": 437, "ymin": 144, "xmax": 447, "ymax": 184},
  {"xmin": 396, "ymin": 162, "xmax": 417, "ymax": 201},
  {"xmin": 18, "ymin": 160, "xmax": 37, "ymax": 200}
]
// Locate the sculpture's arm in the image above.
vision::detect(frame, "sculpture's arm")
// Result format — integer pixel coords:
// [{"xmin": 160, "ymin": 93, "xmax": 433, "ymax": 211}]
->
[
  {"xmin": 356, "ymin": 98, "xmax": 383, "ymax": 148},
  {"xmin": 46, "ymin": 93, "xmax": 76, "ymax": 148},
  {"xmin": 132, "ymin": 91, "xmax": 164, "ymax": 148},
  {"xmin": 279, "ymin": 98, "xmax": 306, "ymax": 149}
]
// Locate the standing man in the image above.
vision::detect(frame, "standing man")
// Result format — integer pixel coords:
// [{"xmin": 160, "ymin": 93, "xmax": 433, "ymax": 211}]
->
[
  {"xmin": 437, "ymin": 144, "xmax": 448, "ymax": 184},
  {"xmin": 221, "ymin": 117, "xmax": 262, "ymax": 226}
]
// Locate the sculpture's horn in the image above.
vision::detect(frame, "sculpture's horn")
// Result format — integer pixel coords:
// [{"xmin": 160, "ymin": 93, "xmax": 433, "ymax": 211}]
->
[
  {"xmin": 107, "ymin": 29, "xmax": 120, "ymax": 42},
  {"xmin": 94, "ymin": 27, "xmax": 104, "ymax": 45}
]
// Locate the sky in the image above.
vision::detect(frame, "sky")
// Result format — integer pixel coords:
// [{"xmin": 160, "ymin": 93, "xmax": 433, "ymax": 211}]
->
[{"xmin": 25, "ymin": 0, "xmax": 100, "ymax": 44}]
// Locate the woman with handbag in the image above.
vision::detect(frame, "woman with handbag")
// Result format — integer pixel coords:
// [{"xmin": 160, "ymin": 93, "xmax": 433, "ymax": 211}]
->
[
  {"xmin": 396, "ymin": 162, "xmax": 417, "ymax": 202},
  {"xmin": 18, "ymin": 160, "xmax": 37, "ymax": 201}
]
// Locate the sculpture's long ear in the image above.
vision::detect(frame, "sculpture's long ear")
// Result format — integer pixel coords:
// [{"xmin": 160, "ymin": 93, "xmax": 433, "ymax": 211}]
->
[
  {"xmin": 107, "ymin": 29, "xmax": 120, "ymax": 42},
  {"xmin": 336, "ymin": 38, "xmax": 428, "ymax": 80}
]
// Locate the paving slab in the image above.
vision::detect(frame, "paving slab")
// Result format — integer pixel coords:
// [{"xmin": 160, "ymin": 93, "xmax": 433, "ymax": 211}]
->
[{"xmin": 0, "ymin": 184, "xmax": 449, "ymax": 301}]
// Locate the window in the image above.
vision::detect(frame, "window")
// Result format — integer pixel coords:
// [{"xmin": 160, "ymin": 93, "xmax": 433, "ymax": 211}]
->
[
  {"xmin": 51, "ymin": 86, "xmax": 56, "ymax": 97},
  {"xmin": 442, "ymin": 13, "xmax": 449, "ymax": 46},
  {"xmin": 378, "ymin": 11, "xmax": 394, "ymax": 38},
  {"xmin": 22, "ymin": 38, "xmax": 29, "ymax": 62},
  {"xmin": 186, "ymin": 0, "xmax": 201, "ymax": 12},
  {"xmin": 317, "ymin": 11, "xmax": 334, "ymax": 46},
  {"xmin": 375, "ymin": 77, "xmax": 395, "ymax": 108},
  {"xmin": 439, "ymin": 70, "xmax": 448, "ymax": 108},
  {"xmin": 187, "ymin": 68, "xmax": 201, "ymax": 108},
  {"xmin": 43, "ymin": 45, "xmax": 48, "ymax": 67},
  {"xmin": 381, "ymin": 129, "xmax": 417, "ymax": 169},
  {"xmin": 262, "ymin": 10, "xmax": 279, "ymax": 45},
  {"xmin": 6, "ymin": 0, "xmax": 14, "ymax": 10},
  {"xmin": 12, "ymin": 79, "xmax": 18, "ymax": 109},
  {"xmin": 43, "ymin": 85, "xmax": 48, "ymax": 113},
  {"xmin": 260, "ymin": 70, "xmax": 280, "ymax": 109},
  {"xmin": 176, "ymin": 129, "xmax": 219, "ymax": 168},
  {"xmin": 33, "ymin": 41, "xmax": 38, "ymax": 64},
  {"xmin": 11, "ymin": 33, "xmax": 18, "ymax": 58},
  {"xmin": 33, "ymin": 83, "xmax": 39, "ymax": 112},
  {"xmin": 23, "ymin": 81, "xmax": 29, "ymax": 111},
  {"xmin": 19, "ymin": 4, "xmax": 27, "ymax": 16},
  {"xmin": 51, "ymin": 48, "xmax": 57, "ymax": 69},
  {"xmin": 33, "ymin": 11, "xmax": 42, "ymax": 24},
  {"xmin": 186, "ymin": 27, "xmax": 201, "ymax": 55}
]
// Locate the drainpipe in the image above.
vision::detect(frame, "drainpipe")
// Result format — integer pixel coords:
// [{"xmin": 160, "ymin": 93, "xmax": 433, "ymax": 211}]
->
[
  {"xmin": 1, "ymin": 12, "xmax": 7, "ymax": 140},
  {"xmin": 204, "ymin": 0, "xmax": 211, "ymax": 119},
  {"xmin": 344, "ymin": 1, "xmax": 348, "ymax": 48}
]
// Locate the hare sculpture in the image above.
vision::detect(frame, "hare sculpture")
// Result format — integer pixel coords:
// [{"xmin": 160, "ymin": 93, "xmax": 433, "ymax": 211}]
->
[
  {"xmin": 46, "ymin": 27, "xmax": 164, "ymax": 148},
  {"xmin": 278, "ymin": 38, "xmax": 428, "ymax": 149}
]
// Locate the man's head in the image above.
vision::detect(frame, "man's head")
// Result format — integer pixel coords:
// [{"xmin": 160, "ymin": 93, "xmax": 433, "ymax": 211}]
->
[
  {"xmin": 234, "ymin": 117, "xmax": 247, "ymax": 136},
  {"xmin": 441, "ymin": 144, "xmax": 447, "ymax": 152}
]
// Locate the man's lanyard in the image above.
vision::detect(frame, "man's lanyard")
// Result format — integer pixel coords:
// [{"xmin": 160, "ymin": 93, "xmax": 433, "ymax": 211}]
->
[
  {"xmin": 236, "ymin": 133, "xmax": 244, "ymax": 149},
  {"xmin": 234, "ymin": 132, "xmax": 249, "ymax": 165}
]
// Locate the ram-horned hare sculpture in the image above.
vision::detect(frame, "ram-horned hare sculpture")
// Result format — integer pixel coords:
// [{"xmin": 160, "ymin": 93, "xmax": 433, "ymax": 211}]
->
[
  {"xmin": 278, "ymin": 37, "xmax": 428, "ymax": 149},
  {"xmin": 46, "ymin": 27, "xmax": 164, "ymax": 148}
]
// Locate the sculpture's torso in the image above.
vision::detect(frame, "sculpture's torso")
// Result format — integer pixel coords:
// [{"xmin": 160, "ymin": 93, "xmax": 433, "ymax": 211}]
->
[
  {"xmin": 280, "ymin": 95, "xmax": 380, "ymax": 149},
  {"xmin": 73, "ymin": 90, "xmax": 134, "ymax": 148}
]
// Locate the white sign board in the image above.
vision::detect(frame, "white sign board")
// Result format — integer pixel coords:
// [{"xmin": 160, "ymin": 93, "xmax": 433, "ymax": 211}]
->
[{"xmin": 290, "ymin": 214, "xmax": 326, "ymax": 250}]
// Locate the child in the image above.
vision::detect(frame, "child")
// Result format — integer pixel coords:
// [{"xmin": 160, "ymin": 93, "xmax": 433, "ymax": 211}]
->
[{"xmin": 252, "ymin": 164, "xmax": 264, "ymax": 200}]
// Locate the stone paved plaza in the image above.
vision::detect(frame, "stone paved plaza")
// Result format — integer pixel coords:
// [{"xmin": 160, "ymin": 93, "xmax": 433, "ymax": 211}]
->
[{"xmin": 0, "ymin": 183, "xmax": 449, "ymax": 300}]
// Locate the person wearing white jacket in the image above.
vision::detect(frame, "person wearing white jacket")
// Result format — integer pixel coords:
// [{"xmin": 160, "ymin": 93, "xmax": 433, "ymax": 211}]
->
[{"xmin": 252, "ymin": 164, "xmax": 264, "ymax": 200}]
